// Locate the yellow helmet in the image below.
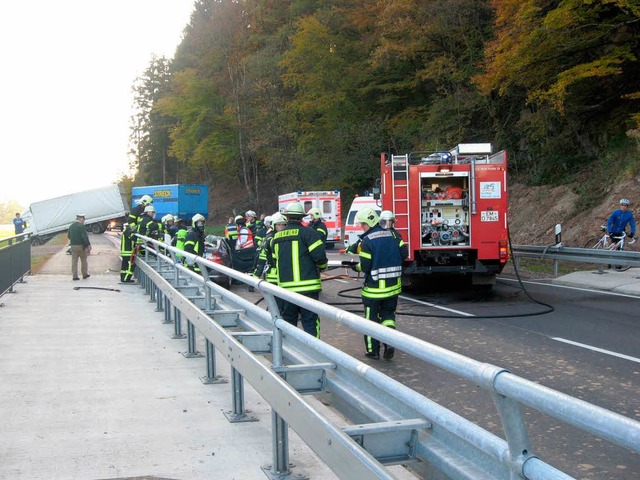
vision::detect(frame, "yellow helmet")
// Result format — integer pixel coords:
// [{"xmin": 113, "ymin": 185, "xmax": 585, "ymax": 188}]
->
[
  {"xmin": 355, "ymin": 207, "xmax": 379, "ymax": 227},
  {"xmin": 307, "ymin": 207, "xmax": 322, "ymax": 220},
  {"xmin": 138, "ymin": 194, "xmax": 153, "ymax": 205},
  {"xmin": 285, "ymin": 202, "xmax": 305, "ymax": 217}
]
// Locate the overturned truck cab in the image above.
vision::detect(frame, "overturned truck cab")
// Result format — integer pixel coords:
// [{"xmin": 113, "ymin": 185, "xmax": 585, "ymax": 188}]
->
[{"xmin": 378, "ymin": 143, "xmax": 509, "ymax": 288}]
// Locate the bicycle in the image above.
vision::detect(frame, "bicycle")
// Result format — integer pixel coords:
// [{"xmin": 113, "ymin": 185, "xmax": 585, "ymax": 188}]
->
[{"xmin": 584, "ymin": 225, "xmax": 637, "ymax": 271}]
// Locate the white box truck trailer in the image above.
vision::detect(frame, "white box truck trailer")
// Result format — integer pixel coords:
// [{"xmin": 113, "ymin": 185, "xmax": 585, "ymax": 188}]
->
[{"xmin": 23, "ymin": 184, "xmax": 128, "ymax": 245}]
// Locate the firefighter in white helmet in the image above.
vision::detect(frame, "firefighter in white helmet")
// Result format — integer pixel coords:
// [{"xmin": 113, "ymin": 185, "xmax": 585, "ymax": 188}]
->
[
  {"xmin": 184, "ymin": 214, "xmax": 206, "ymax": 273},
  {"xmin": 253, "ymin": 212, "xmax": 286, "ymax": 286},
  {"xmin": 379, "ymin": 210, "xmax": 408, "ymax": 260},
  {"xmin": 351, "ymin": 207, "xmax": 404, "ymax": 360},
  {"xmin": 128, "ymin": 194, "xmax": 153, "ymax": 229}
]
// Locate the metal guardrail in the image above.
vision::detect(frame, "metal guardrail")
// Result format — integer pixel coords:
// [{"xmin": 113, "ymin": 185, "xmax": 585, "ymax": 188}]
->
[
  {"xmin": 0, "ymin": 233, "xmax": 31, "ymax": 297},
  {"xmin": 511, "ymin": 244, "xmax": 640, "ymax": 276},
  {"xmin": 133, "ymin": 236, "xmax": 640, "ymax": 479}
]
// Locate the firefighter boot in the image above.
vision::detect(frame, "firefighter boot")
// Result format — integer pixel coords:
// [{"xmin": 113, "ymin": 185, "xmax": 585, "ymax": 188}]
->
[{"xmin": 383, "ymin": 345, "xmax": 395, "ymax": 360}]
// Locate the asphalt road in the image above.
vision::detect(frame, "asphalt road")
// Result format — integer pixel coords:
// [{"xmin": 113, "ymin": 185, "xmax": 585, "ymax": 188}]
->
[
  {"xmin": 37, "ymin": 233, "xmax": 640, "ymax": 478},
  {"xmin": 316, "ymin": 261, "xmax": 640, "ymax": 480}
]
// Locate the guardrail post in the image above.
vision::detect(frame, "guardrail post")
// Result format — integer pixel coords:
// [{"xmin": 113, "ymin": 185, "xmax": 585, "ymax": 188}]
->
[
  {"xmin": 224, "ymin": 367, "xmax": 257, "ymax": 423},
  {"xmin": 262, "ymin": 292, "xmax": 295, "ymax": 478},
  {"xmin": 261, "ymin": 412, "xmax": 294, "ymax": 479},
  {"xmin": 162, "ymin": 296, "xmax": 172, "ymax": 324},
  {"xmin": 200, "ymin": 339, "xmax": 226, "ymax": 384},
  {"xmin": 155, "ymin": 287, "xmax": 163, "ymax": 312},
  {"xmin": 182, "ymin": 319, "xmax": 203, "ymax": 358},
  {"xmin": 171, "ymin": 307, "xmax": 186, "ymax": 339}
]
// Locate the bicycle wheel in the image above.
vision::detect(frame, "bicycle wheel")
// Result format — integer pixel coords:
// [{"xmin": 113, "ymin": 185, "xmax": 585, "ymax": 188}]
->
[
  {"xmin": 613, "ymin": 241, "xmax": 637, "ymax": 272},
  {"xmin": 584, "ymin": 237, "xmax": 605, "ymax": 249}
]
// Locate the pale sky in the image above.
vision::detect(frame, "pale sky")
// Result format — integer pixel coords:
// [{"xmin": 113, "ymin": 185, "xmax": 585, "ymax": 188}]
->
[{"xmin": 0, "ymin": 1, "xmax": 196, "ymax": 208}]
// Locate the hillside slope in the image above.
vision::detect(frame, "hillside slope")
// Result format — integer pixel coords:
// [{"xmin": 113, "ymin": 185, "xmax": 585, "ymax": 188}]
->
[{"xmin": 508, "ymin": 178, "xmax": 640, "ymax": 247}]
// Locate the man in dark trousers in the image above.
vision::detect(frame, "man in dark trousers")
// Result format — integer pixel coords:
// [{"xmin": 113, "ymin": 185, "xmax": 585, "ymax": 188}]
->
[
  {"xmin": 272, "ymin": 202, "xmax": 328, "ymax": 338},
  {"xmin": 68, "ymin": 214, "xmax": 91, "ymax": 281},
  {"xmin": 351, "ymin": 207, "xmax": 404, "ymax": 360}
]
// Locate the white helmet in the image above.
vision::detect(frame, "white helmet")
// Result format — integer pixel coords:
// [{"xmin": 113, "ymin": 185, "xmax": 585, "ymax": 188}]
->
[
  {"xmin": 246, "ymin": 210, "xmax": 256, "ymax": 218},
  {"xmin": 264, "ymin": 215, "xmax": 273, "ymax": 227},
  {"xmin": 620, "ymin": 198, "xmax": 630, "ymax": 206},
  {"xmin": 144, "ymin": 205, "xmax": 155, "ymax": 214},
  {"xmin": 161, "ymin": 214, "xmax": 174, "ymax": 224},
  {"xmin": 271, "ymin": 212, "xmax": 287, "ymax": 225},
  {"xmin": 379, "ymin": 210, "xmax": 396, "ymax": 229},
  {"xmin": 192, "ymin": 213, "xmax": 206, "ymax": 228}
]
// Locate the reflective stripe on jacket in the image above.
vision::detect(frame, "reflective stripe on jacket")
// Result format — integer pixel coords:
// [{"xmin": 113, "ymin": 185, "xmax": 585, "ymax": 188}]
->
[
  {"xmin": 359, "ymin": 225, "xmax": 403, "ymax": 299},
  {"xmin": 273, "ymin": 221, "xmax": 328, "ymax": 293}
]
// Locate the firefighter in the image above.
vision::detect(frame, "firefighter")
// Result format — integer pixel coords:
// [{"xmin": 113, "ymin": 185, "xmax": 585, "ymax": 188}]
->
[
  {"xmin": 128, "ymin": 194, "xmax": 153, "ymax": 230},
  {"xmin": 120, "ymin": 223, "xmax": 136, "ymax": 283},
  {"xmin": 246, "ymin": 210, "xmax": 259, "ymax": 236},
  {"xmin": 172, "ymin": 217, "xmax": 189, "ymax": 261},
  {"xmin": 253, "ymin": 213, "xmax": 284, "ymax": 284},
  {"xmin": 350, "ymin": 207, "xmax": 404, "ymax": 360},
  {"xmin": 272, "ymin": 202, "xmax": 328, "ymax": 338},
  {"xmin": 235, "ymin": 216, "xmax": 254, "ymax": 250},
  {"xmin": 161, "ymin": 214, "xmax": 177, "ymax": 240},
  {"xmin": 379, "ymin": 210, "xmax": 409, "ymax": 260},
  {"xmin": 306, "ymin": 207, "xmax": 328, "ymax": 245},
  {"xmin": 224, "ymin": 216, "xmax": 238, "ymax": 249},
  {"xmin": 254, "ymin": 215, "xmax": 272, "ymax": 249},
  {"xmin": 137, "ymin": 205, "xmax": 161, "ymax": 241},
  {"xmin": 184, "ymin": 213, "xmax": 206, "ymax": 273}
]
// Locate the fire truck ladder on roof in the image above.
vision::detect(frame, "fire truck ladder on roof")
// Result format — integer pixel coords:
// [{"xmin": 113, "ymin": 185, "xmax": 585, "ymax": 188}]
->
[{"xmin": 390, "ymin": 154, "xmax": 410, "ymax": 252}]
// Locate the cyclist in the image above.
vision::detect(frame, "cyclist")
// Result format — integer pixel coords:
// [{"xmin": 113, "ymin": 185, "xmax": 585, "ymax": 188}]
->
[{"xmin": 607, "ymin": 198, "xmax": 636, "ymax": 243}]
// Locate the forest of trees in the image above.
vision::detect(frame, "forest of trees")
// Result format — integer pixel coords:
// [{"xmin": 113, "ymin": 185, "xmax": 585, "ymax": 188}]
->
[{"xmin": 127, "ymin": 0, "xmax": 640, "ymax": 217}]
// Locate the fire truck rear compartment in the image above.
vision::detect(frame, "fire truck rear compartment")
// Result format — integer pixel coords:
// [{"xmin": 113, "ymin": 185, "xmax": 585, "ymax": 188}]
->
[{"xmin": 420, "ymin": 175, "xmax": 469, "ymax": 248}]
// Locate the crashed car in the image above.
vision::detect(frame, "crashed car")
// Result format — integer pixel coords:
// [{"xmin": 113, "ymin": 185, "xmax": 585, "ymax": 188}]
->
[{"xmin": 203, "ymin": 235, "xmax": 233, "ymax": 289}]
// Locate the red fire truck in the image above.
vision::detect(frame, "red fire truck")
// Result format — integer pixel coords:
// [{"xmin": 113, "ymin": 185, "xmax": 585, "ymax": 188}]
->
[
  {"xmin": 378, "ymin": 143, "xmax": 509, "ymax": 287},
  {"xmin": 278, "ymin": 190, "xmax": 342, "ymax": 248}
]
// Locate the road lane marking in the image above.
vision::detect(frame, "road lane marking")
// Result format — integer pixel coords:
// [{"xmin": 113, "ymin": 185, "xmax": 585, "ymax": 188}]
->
[
  {"xmin": 399, "ymin": 295, "xmax": 475, "ymax": 316},
  {"xmin": 552, "ymin": 337, "xmax": 640, "ymax": 364}
]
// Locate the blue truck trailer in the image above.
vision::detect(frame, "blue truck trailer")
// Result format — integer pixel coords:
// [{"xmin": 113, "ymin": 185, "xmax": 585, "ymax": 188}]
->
[{"xmin": 131, "ymin": 184, "xmax": 209, "ymax": 221}]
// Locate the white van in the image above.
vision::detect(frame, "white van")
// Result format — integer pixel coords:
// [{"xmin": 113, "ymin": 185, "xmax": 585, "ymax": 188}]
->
[{"xmin": 343, "ymin": 195, "xmax": 381, "ymax": 250}]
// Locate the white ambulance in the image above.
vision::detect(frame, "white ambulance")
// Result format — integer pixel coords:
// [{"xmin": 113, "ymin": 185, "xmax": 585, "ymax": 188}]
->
[
  {"xmin": 277, "ymin": 190, "xmax": 342, "ymax": 248},
  {"xmin": 343, "ymin": 194, "xmax": 382, "ymax": 251}
]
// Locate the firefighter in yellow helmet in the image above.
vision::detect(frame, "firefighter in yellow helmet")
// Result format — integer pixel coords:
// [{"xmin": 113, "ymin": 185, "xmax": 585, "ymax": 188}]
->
[
  {"xmin": 272, "ymin": 202, "xmax": 328, "ymax": 338},
  {"xmin": 350, "ymin": 207, "xmax": 404, "ymax": 360},
  {"xmin": 306, "ymin": 207, "xmax": 328, "ymax": 246}
]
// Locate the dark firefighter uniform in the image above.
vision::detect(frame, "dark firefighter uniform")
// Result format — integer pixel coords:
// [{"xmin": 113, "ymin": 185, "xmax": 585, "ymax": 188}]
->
[
  {"xmin": 120, "ymin": 224, "xmax": 136, "ymax": 283},
  {"xmin": 272, "ymin": 221, "xmax": 328, "ymax": 337},
  {"xmin": 253, "ymin": 228, "xmax": 278, "ymax": 284},
  {"xmin": 184, "ymin": 224, "xmax": 206, "ymax": 273},
  {"xmin": 355, "ymin": 224, "xmax": 404, "ymax": 359},
  {"xmin": 138, "ymin": 213, "xmax": 160, "ymax": 244},
  {"xmin": 224, "ymin": 218, "xmax": 238, "ymax": 250},
  {"xmin": 310, "ymin": 219, "xmax": 328, "ymax": 245},
  {"xmin": 172, "ymin": 220, "xmax": 188, "ymax": 261}
]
